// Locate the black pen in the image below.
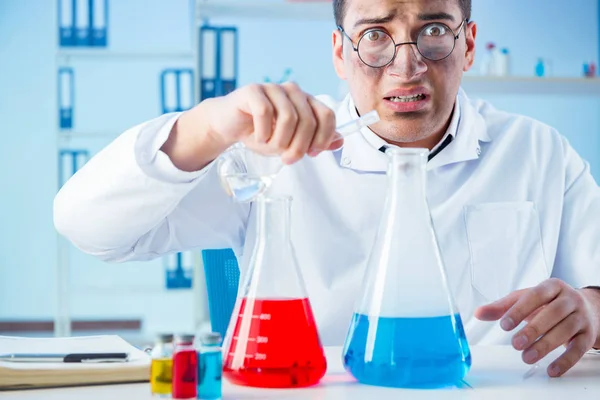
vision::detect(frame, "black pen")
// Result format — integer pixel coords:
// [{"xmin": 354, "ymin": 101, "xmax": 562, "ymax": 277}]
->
[{"xmin": 0, "ymin": 352, "xmax": 129, "ymax": 363}]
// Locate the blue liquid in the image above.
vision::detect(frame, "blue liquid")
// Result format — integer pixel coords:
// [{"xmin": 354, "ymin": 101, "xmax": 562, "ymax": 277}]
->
[
  {"xmin": 343, "ymin": 313, "xmax": 471, "ymax": 388},
  {"xmin": 198, "ymin": 350, "xmax": 222, "ymax": 399}
]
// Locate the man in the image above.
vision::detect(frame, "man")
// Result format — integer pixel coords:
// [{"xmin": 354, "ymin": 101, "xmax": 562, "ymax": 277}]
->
[{"xmin": 54, "ymin": 0, "xmax": 600, "ymax": 377}]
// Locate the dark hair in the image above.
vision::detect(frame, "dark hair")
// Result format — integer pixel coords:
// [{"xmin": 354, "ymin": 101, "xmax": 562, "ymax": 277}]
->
[{"xmin": 333, "ymin": 0, "xmax": 472, "ymax": 27}]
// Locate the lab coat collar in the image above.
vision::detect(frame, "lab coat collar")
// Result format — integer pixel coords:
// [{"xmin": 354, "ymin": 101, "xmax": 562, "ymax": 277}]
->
[{"xmin": 337, "ymin": 87, "xmax": 491, "ymax": 173}]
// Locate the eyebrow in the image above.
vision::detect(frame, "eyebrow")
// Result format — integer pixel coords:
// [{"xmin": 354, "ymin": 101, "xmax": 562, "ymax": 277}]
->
[
  {"xmin": 417, "ymin": 12, "xmax": 455, "ymax": 22},
  {"xmin": 352, "ymin": 10, "xmax": 456, "ymax": 30},
  {"xmin": 352, "ymin": 11, "xmax": 397, "ymax": 29}
]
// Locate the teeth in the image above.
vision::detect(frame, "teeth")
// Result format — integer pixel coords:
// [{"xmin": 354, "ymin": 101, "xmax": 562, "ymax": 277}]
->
[{"xmin": 389, "ymin": 94, "xmax": 425, "ymax": 102}]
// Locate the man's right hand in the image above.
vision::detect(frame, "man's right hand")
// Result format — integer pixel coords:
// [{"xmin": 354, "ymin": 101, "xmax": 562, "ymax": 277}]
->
[{"xmin": 161, "ymin": 82, "xmax": 343, "ymax": 172}]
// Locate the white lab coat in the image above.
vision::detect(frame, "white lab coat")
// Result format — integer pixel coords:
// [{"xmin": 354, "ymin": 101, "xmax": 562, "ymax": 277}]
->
[{"xmin": 54, "ymin": 88, "xmax": 600, "ymax": 346}]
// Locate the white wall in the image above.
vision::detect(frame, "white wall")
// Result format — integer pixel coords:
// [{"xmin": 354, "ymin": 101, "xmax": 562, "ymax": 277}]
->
[{"xmin": 0, "ymin": 0, "xmax": 57, "ymax": 319}]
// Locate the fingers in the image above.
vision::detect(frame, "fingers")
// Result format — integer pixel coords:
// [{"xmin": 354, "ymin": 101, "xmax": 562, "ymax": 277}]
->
[
  {"xmin": 500, "ymin": 279, "xmax": 563, "ymax": 331},
  {"xmin": 512, "ymin": 296, "xmax": 576, "ymax": 351},
  {"xmin": 547, "ymin": 334, "xmax": 593, "ymax": 377},
  {"xmin": 327, "ymin": 135, "xmax": 345, "ymax": 151},
  {"xmin": 520, "ymin": 312, "xmax": 582, "ymax": 365},
  {"xmin": 475, "ymin": 280, "xmax": 595, "ymax": 377},
  {"xmin": 244, "ymin": 86, "xmax": 275, "ymax": 144},
  {"xmin": 307, "ymin": 96, "xmax": 338, "ymax": 154},
  {"xmin": 474, "ymin": 290, "xmax": 525, "ymax": 321},
  {"xmin": 524, "ymin": 304, "xmax": 546, "ymax": 323},
  {"xmin": 262, "ymin": 83, "xmax": 298, "ymax": 152},
  {"xmin": 280, "ymin": 83, "xmax": 317, "ymax": 164},
  {"xmin": 240, "ymin": 82, "xmax": 337, "ymax": 164}
]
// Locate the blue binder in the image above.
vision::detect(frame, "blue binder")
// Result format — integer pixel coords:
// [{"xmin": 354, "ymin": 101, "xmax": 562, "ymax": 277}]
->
[
  {"xmin": 58, "ymin": 68, "xmax": 74, "ymax": 129},
  {"xmin": 58, "ymin": 149, "xmax": 89, "ymax": 188},
  {"xmin": 200, "ymin": 26, "xmax": 219, "ymax": 100},
  {"xmin": 90, "ymin": 0, "xmax": 108, "ymax": 47},
  {"xmin": 160, "ymin": 69, "xmax": 195, "ymax": 114},
  {"xmin": 165, "ymin": 252, "xmax": 193, "ymax": 290},
  {"xmin": 74, "ymin": 0, "xmax": 91, "ymax": 46},
  {"xmin": 218, "ymin": 27, "xmax": 238, "ymax": 97},
  {"xmin": 199, "ymin": 25, "xmax": 239, "ymax": 100},
  {"xmin": 58, "ymin": 0, "xmax": 75, "ymax": 46}
]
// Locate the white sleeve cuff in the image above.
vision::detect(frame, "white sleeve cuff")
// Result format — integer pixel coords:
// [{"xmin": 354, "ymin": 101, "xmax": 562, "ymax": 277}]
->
[{"xmin": 135, "ymin": 112, "xmax": 213, "ymax": 183}]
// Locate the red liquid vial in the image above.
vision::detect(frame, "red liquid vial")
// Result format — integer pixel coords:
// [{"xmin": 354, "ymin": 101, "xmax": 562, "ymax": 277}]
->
[
  {"xmin": 223, "ymin": 297, "xmax": 327, "ymax": 388},
  {"xmin": 172, "ymin": 334, "xmax": 198, "ymax": 399}
]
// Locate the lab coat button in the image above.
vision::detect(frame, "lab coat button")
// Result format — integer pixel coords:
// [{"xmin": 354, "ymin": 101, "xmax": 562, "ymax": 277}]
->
[
  {"xmin": 342, "ymin": 157, "xmax": 351, "ymax": 166},
  {"xmin": 476, "ymin": 147, "xmax": 481, "ymax": 156}
]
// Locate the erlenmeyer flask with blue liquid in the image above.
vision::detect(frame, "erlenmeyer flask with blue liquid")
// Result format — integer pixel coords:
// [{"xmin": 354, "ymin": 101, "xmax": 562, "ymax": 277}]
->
[{"xmin": 342, "ymin": 148, "xmax": 471, "ymax": 389}]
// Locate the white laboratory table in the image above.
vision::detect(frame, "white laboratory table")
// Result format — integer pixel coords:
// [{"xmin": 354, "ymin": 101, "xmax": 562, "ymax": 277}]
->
[{"xmin": 1, "ymin": 346, "xmax": 599, "ymax": 400}]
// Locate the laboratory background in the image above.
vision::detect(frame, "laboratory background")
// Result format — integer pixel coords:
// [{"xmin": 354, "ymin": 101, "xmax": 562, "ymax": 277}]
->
[{"xmin": 1, "ymin": 0, "xmax": 599, "ymax": 346}]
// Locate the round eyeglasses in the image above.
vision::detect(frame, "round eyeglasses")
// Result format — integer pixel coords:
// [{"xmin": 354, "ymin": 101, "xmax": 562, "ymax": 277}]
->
[{"xmin": 338, "ymin": 19, "xmax": 468, "ymax": 68}]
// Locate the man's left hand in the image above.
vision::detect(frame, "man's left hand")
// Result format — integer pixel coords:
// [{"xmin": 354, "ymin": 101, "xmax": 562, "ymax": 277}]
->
[{"xmin": 475, "ymin": 278, "xmax": 600, "ymax": 377}]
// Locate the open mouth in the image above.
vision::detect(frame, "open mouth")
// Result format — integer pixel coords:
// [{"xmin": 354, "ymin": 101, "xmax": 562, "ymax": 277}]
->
[{"xmin": 385, "ymin": 94, "xmax": 427, "ymax": 103}]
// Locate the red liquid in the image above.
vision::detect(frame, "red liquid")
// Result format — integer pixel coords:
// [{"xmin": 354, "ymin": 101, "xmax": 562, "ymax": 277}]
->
[
  {"xmin": 172, "ymin": 349, "xmax": 197, "ymax": 399},
  {"xmin": 223, "ymin": 298, "xmax": 327, "ymax": 388}
]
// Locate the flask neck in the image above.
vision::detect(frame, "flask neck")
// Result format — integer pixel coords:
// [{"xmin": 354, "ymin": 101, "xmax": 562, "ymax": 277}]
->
[
  {"xmin": 256, "ymin": 196, "xmax": 291, "ymax": 245},
  {"xmin": 386, "ymin": 149, "xmax": 428, "ymax": 201}
]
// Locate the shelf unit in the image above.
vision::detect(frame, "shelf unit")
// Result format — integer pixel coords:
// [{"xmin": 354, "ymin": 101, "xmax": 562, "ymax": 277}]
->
[
  {"xmin": 57, "ymin": 50, "xmax": 194, "ymax": 63},
  {"xmin": 195, "ymin": 0, "xmax": 334, "ymax": 21},
  {"xmin": 462, "ymin": 76, "xmax": 600, "ymax": 96},
  {"xmin": 53, "ymin": 3, "xmax": 202, "ymax": 338},
  {"xmin": 195, "ymin": 0, "xmax": 600, "ymax": 96}
]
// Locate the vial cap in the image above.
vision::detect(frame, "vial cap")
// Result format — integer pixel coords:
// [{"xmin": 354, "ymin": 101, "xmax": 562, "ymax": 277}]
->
[
  {"xmin": 156, "ymin": 333, "xmax": 174, "ymax": 343},
  {"xmin": 175, "ymin": 334, "xmax": 195, "ymax": 344},
  {"xmin": 201, "ymin": 332, "xmax": 222, "ymax": 345}
]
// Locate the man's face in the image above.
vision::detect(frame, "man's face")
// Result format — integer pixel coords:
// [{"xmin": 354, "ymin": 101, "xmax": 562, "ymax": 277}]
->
[{"xmin": 333, "ymin": 0, "xmax": 477, "ymax": 147}]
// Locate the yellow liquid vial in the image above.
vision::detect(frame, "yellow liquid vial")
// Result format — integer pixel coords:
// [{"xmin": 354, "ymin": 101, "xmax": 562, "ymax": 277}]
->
[{"xmin": 151, "ymin": 357, "xmax": 173, "ymax": 396}]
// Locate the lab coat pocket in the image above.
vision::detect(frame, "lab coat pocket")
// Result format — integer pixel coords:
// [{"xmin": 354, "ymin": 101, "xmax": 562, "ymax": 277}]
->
[{"xmin": 464, "ymin": 201, "xmax": 550, "ymax": 302}]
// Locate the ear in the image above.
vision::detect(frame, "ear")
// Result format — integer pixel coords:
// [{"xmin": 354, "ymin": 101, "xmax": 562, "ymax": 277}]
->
[
  {"xmin": 463, "ymin": 21, "xmax": 477, "ymax": 72},
  {"xmin": 332, "ymin": 29, "xmax": 347, "ymax": 80}
]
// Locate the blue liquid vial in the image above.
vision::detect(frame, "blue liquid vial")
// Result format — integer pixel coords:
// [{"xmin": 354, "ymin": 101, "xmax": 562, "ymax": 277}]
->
[
  {"xmin": 343, "ymin": 313, "xmax": 471, "ymax": 388},
  {"xmin": 198, "ymin": 333, "xmax": 222, "ymax": 400}
]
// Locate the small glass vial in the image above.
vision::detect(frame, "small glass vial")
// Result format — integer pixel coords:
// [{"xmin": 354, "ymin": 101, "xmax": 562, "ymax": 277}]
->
[
  {"xmin": 198, "ymin": 332, "xmax": 222, "ymax": 400},
  {"xmin": 172, "ymin": 334, "xmax": 198, "ymax": 399},
  {"xmin": 150, "ymin": 333, "xmax": 174, "ymax": 397}
]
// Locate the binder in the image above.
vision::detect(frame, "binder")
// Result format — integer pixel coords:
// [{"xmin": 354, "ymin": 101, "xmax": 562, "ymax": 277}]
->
[
  {"xmin": 90, "ymin": 0, "xmax": 108, "ymax": 47},
  {"xmin": 58, "ymin": 149, "xmax": 89, "ymax": 188},
  {"xmin": 58, "ymin": 68, "xmax": 74, "ymax": 129},
  {"xmin": 199, "ymin": 25, "xmax": 239, "ymax": 100},
  {"xmin": 165, "ymin": 252, "xmax": 178, "ymax": 287},
  {"xmin": 178, "ymin": 69, "xmax": 194, "ymax": 111},
  {"xmin": 160, "ymin": 69, "xmax": 195, "ymax": 114},
  {"xmin": 181, "ymin": 251, "xmax": 194, "ymax": 281},
  {"xmin": 58, "ymin": 0, "xmax": 75, "ymax": 46},
  {"xmin": 200, "ymin": 26, "xmax": 219, "ymax": 100},
  {"xmin": 74, "ymin": 0, "xmax": 91, "ymax": 46},
  {"xmin": 161, "ymin": 70, "xmax": 178, "ymax": 114},
  {"xmin": 219, "ymin": 27, "xmax": 238, "ymax": 96},
  {"xmin": 165, "ymin": 252, "xmax": 193, "ymax": 289}
]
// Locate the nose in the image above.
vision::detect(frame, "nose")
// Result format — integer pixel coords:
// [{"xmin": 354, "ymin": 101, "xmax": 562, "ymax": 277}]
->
[{"xmin": 387, "ymin": 43, "xmax": 427, "ymax": 80}]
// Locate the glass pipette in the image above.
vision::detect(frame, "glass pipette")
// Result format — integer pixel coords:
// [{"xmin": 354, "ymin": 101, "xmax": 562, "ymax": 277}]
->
[{"xmin": 336, "ymin": 110, "xmax": 380, "ymax": 137}]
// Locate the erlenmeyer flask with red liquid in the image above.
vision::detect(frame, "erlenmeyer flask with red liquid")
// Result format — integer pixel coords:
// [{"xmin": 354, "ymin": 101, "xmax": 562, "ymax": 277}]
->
[{"xmin": 222, "ymin": 195, "xmax": 327, "ymax": 388}]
